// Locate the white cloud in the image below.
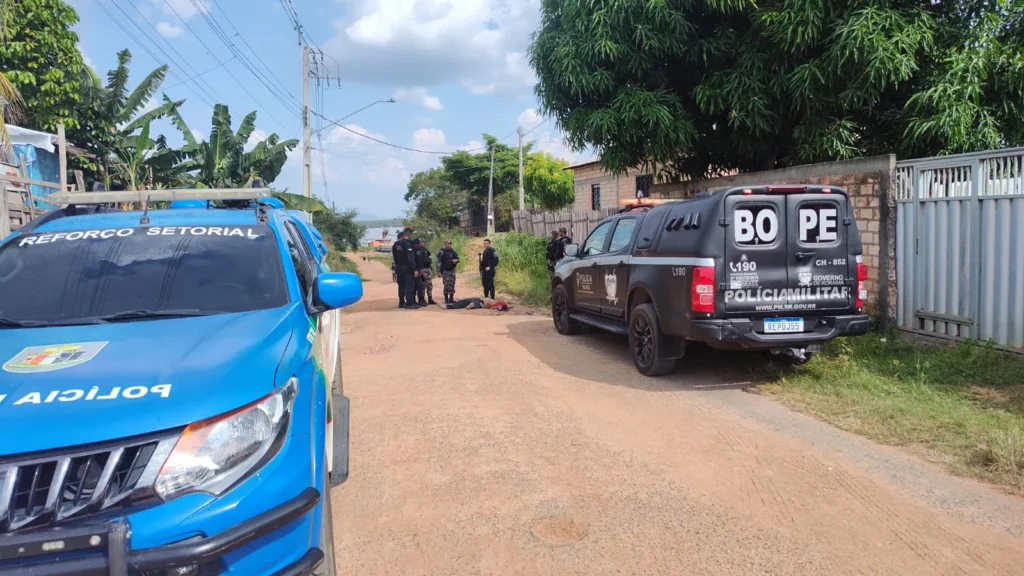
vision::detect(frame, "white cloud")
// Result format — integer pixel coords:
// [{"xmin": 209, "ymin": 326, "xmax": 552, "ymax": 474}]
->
[
  {"xmin": 393, "ymin": 87, "xmax": 443, "ymax": 111},
  {"xmin": 156, "ymin": 22, "xmax": 185, "ymax": 38},
  {"xmin": 246, "ymin": 129, "xmax": 268, "ymax": 151},
  {"xmin": 191, "ymin": 129, "xmax": 205, "ymax": 141},
  {"xmin": 323, "ymin": 0, "xmax": 540, "ymax": 93},
  {"xmin": 517, "ymin": 108, "xmax": 543, "ymax": 130},
  {"xmin": 154, "ymin": 0, "xmax": 207, "ymax": 21},
  {"xmin": 411, "ymin": 128, "xmax": 446, "ymax": 149}
]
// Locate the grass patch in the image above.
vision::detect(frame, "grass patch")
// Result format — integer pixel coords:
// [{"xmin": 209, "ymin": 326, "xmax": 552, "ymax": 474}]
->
[
  {"xmin": 760, "ymin": 334, "xmax": 1024, "ymax": 489},
  {"xmin": 325, "ymin": 246, "xmax": 363, "ymax": 279},
  {"xmin": 490, "ymin": 232, "xmax": 552, "ymax": 306}
]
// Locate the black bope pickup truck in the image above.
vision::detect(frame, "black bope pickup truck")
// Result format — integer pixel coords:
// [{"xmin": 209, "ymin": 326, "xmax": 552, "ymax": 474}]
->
[{"xmin": 551, "ymin": 185, "xmax": 871, "ymax": 376}]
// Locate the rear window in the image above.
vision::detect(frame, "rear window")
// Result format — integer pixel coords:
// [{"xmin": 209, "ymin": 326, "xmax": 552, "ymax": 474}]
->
[{"xmin": 0, "ymin": 225, "xmax": 288, "ymax": 324}]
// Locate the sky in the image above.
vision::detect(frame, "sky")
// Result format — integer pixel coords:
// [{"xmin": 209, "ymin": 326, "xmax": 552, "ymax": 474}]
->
[{"xmin": 65, "ymin": 0, "xmax": 594, "ymax": 220}]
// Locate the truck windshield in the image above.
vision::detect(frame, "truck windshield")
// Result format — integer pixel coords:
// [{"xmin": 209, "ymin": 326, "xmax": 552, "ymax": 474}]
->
[{"xmin": 0, "ymin": 225, "xmax": 288, "ymax": 325}]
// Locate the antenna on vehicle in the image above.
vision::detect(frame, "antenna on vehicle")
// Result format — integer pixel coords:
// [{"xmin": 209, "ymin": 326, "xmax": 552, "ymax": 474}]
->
[{"xmin": 139, "ymin": 194, "xmax": 153, "ymax": 225}]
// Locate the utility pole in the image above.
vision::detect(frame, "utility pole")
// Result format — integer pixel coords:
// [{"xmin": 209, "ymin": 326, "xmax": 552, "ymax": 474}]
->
[
  {"xmin": 517, "ymin": 126, "xmax": 525, "ymax": 211},
  {"xmin": 302, "ymin": 44, "xmax": 312, "ymax": 198},
  {"xmin": 486, "ymin": 143, "xmax": 495, "ymax": 236}
]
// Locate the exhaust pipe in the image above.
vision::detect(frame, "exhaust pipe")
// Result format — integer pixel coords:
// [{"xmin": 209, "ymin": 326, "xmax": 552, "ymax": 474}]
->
[{"xmin": 771, "ymin": 347, "xmax": 808, "ymax": 362}]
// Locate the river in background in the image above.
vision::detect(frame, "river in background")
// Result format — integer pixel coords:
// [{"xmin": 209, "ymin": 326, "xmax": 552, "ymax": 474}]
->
[{"xmin": 361, "ymin": 227, "xmax": 393, "ymax": 245}]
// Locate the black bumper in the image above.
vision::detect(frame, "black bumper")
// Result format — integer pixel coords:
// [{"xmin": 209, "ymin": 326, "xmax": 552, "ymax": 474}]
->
[
  {"xmin": 690, "ymin": 314, "xmax": 871, "ymax": 349},
  {"xmin": 0, "ymin": 488, "xmax": 322, "ymax": 576}
]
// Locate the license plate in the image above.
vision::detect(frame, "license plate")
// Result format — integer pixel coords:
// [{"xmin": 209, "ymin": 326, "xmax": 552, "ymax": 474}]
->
[{"xmin": 764, "ymin": 318, "xmax": 804, "ymax": 333}]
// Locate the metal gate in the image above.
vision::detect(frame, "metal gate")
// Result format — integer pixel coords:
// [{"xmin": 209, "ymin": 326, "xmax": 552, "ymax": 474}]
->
[{"xmin": 894, "ymin": 147, "xmax": 1024, "ymax": 349}]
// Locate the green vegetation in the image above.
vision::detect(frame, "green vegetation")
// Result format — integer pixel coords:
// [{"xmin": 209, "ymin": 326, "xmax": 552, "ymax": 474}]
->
[
  {"xmin": 530, "ymin": 1, "xmax": 1024, "ymax": 177},
  {"xmin": 761, "ymin": 335, "xmax": 1024, "ymax": 490},
  {"xmin": 325, "ymin": 248, "xmax": 360, "ymax": 277},
  {"xmin": 490, "ymin": 232, "xmax": 551, "ymax": 306},
  {"xmin": 404, "ymin": 135, "xmax": 575, "ymax": 234}
]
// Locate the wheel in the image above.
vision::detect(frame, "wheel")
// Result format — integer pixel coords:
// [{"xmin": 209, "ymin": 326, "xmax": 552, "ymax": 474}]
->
[
  {"xmin": 628, "ymin": 304, "xmax": 676, "ymax": 376},
  {"xmin": 552, "ymin": 284, "xmax": 581, "ymax": 335},
  {"xmin": 313, "ymin": 472, "xmax": 337, "ymax": 576}
]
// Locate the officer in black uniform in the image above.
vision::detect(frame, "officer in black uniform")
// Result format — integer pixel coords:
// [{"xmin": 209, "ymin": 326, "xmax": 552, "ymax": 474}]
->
[
  {"xmin": 556, "ymin": 227, "xmax": 572, "ymax": 260},
  {"xmin": 392, "ymin": 228, "xmax": 418, "ymax": 309},
  {"xmin": 546, "ymin": 230, "xmax": 560, "ymax": 275},
  {"xmin": 479, "ymin": 238, "xmax": 499, "ymax": 299}
]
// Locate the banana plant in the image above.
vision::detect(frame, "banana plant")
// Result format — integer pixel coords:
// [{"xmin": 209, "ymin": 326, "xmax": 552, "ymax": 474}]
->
[{"xmin": 169, "ymin": 102, "xmax": 298, "ymax": 188}]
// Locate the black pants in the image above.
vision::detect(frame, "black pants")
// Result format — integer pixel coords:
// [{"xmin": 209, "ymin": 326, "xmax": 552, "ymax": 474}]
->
[
  {"xmin": 414, "ymin": 273, "xmax": 426, "ymax": 304},
  {"xmin": 398, "ymin": 269, "xmax": 416, "ymax": 306},
  {"xmin": 481, "ymin": 270, "xmax": 496, "ymax": 299}
]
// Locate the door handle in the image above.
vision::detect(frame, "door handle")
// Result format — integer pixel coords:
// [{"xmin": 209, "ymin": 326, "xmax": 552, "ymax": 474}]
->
[
  {"xmin": 796, "ymin": 251, "xmax": 815, "ymax": 259},
  {"xmin": 617, "ymin": 261, "xmax": 626, "ymax": 267}
]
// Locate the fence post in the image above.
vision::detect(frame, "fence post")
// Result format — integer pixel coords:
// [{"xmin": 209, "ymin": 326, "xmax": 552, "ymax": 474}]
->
[{"xmin": 969, "ymin": 158, "xmax": 984, "ymax": 340}]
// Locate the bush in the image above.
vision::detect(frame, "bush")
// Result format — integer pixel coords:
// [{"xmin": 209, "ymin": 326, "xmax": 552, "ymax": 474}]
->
[
  {"xmin": 424, "ymin": 230, "xmax": 470, "ymax": 273},
  {"xmin": 491, "ymin": 232, "xmax": 552, "ymax": 306}
]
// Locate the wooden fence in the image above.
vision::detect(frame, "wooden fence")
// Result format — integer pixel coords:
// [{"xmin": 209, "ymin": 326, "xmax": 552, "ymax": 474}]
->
[{"xmin": 512, "ymin": 207, "xmax": 618, "ymax": 240}]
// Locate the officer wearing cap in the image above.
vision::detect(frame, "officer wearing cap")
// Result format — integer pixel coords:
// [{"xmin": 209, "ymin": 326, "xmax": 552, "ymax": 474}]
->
[
  {"xmin": 546, "ymin": 230, "xmax": 560, "ymax": 275},
  {"xmin": 556, "ymin": 227, "xmax": 572, "ymax": 260}
]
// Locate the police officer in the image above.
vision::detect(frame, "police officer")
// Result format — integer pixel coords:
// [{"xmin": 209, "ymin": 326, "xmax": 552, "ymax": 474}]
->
[
  {"xmin": 546, "ymin": 230, "xmax": 560, "ymax": 274},
  {"xmin": 556, "ymin": 227, "xmax": 572, "ymax": 259},
  {"xmin": 413, "ymin": 239, "xmax": 436, "ymax": 306},
  {"xmin": 392, "ymin": 228, "xmax": 418, "ymax": 309},
  {"xmin": 436, "ymin": 240, "xmax": 460, "ymax": 303},
  {"xmin": 479, "ymin": 238, "xmax": 498, "ymax": 299}
]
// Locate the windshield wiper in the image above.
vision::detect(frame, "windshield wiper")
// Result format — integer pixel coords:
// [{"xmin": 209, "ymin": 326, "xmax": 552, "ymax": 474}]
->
[
  {"xmin": 86, "ymin": 309, "xmax": 210, "ymax": 323},
  {"xmin": 0, "ymin": 318, "xmax": 46, "ymax": 329}
]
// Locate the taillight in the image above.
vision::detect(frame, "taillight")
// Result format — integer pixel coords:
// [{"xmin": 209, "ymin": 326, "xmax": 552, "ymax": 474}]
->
[
  {"xmin": 856, "ymin": 257, "xmax": 868, "ymax": 310},
  {"xmin": 692, "ymin": 266, "xmax": 715, "ymax": 314}
]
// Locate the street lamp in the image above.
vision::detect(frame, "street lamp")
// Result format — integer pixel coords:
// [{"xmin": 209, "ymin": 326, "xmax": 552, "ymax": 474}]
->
[{"xmin": 312, "ymin": 98, "xmax": 396, "ymax": 136}]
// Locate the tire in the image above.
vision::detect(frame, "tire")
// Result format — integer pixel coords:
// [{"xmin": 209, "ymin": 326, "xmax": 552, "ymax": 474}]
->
[
  {"xmin": 628, "ymin": 304, "xmax": 676, "ymax": 376},
  {"xmin": 552, "ymin": 284, "xmax": 581, "ymax": 335},
  {"xmin": 313, "ymin": 472, "xmax": 337, "ymax": 576}
]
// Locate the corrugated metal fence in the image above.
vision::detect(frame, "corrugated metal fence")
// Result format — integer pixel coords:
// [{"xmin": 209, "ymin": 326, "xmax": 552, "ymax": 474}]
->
[{"xmin": 894, "ymin": 147, "xmax": 1024, "ymax": 349}]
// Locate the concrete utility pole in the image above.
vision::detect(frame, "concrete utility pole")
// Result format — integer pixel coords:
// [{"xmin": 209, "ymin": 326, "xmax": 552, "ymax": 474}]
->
[
  {"xmin": 517, "ymin": 126, "xmax": 525, "ymax": 211},
  {"xmin": 486, "ymin": 143, "xmax": 495, "ymax": 236},
  {"xmin": 302, "ymin": 44, "xmax": 312, "ymax": 198}
]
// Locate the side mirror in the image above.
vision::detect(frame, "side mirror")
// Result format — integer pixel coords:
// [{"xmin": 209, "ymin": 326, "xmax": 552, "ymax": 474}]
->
[
  {"xmin": 314, "ymin": 272, "xmax": 363, "ymax": 310},
  {"xmin": 563, "ymin": 243, "xmax": 579, "ymax": 258}
]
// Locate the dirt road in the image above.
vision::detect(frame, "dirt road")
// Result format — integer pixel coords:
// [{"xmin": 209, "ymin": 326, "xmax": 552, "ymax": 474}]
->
[{"xmin": 329, "ymin": 258, "xmax": 1024, "ymax": 575}]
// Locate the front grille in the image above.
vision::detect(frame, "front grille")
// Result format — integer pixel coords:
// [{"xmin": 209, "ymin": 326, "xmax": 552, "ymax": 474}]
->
[{"xmin": 0, "ymin": 433, "xmax": 178, "ymax": 533}]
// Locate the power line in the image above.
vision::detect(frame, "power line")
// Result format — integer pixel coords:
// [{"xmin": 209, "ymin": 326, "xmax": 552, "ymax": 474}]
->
[
  {"xmin": 157, "ymin": 0, "xmax": 297, "ymax": 135},
  {"xmin": 162, "ymin": 56, "xmax": 237, "ymax": 90},
  {"xmin": 115, "ymin": 0, "xmax": 226, "ymax": 104},
  {"xmin": 208, "ymin": 3, "xmax": 297, "ymax": 102},
  {"xmin": 188, "ymin": 0, "xmax": 300, "ymax": 116},
  {"xmin": 91, "ymin": 0, "xmax": 216, "ymax": 108},
  {"xmin": 310, "ymin": 109, "xmax": 519, "ymax": 155},
  {"xmin": 190, "ymin": 0, "xmax": 299, "ymax": 112}
]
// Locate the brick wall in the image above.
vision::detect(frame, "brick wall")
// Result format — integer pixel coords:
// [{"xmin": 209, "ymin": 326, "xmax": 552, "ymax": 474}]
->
[
  {"xmin": 651, "ymin": 156, "xmax": 898, "ymax": 320},
  {"xmin": 570, "ymin": 162, "xmax": 649, "ymax": 210}
]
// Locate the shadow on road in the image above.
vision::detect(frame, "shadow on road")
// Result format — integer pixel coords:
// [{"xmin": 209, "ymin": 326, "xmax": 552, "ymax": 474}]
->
[
  {"xmin": 345, "ymin": 297, "xmax": 447, "ymax": 315},
  {"xmin": 507, "ymin": 319, "xmax": 770, "ymax": 392}
]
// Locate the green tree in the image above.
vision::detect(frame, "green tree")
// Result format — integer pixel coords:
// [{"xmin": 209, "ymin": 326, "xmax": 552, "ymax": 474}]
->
[
  {"xmin": 313, "ymin": 208, "xmax": 365, "ymax": 252},
  {"xmin": 172, "ymin": 104, "xmax": 298, "ymax": 188},
  {"xmin": 403, "ymin": 168, "xmax": 470, "ymax": 232},
  {"xmin": 0, "ymin": 0, "xmax": 84, "ymax": 132},
  {"xmin": 529, "ymin": 1, "xmax": 1024, "ymax": 179},
  {"xmin": 524, "ymin": 152, "xmax": 573, "ymax": 210},
  {"xmin": 0, "ymin": 0, "xmax": 24, "ymax": 154}
]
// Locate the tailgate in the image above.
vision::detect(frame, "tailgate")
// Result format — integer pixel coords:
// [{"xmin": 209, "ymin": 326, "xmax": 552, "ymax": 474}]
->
[{"xmin": 723, "ymin": 190, "xmax": 854, "ymax": 315}]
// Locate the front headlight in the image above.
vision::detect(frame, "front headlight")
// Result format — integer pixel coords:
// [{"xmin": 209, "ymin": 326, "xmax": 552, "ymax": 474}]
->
[{"xmin": 155, "ymin": 378, "xmax": 297, "ymax": 501}]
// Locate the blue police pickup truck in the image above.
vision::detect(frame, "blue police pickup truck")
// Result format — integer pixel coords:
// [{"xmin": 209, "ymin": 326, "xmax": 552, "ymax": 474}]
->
[{"xmin": 0, "ymin": 188, "xmax": 361, "ymax": 575}]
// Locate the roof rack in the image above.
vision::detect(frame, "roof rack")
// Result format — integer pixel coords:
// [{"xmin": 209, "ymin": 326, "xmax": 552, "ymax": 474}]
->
[{"xmin": 46, "ymin": 188, "xmax": 272, "ymax": 206}]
